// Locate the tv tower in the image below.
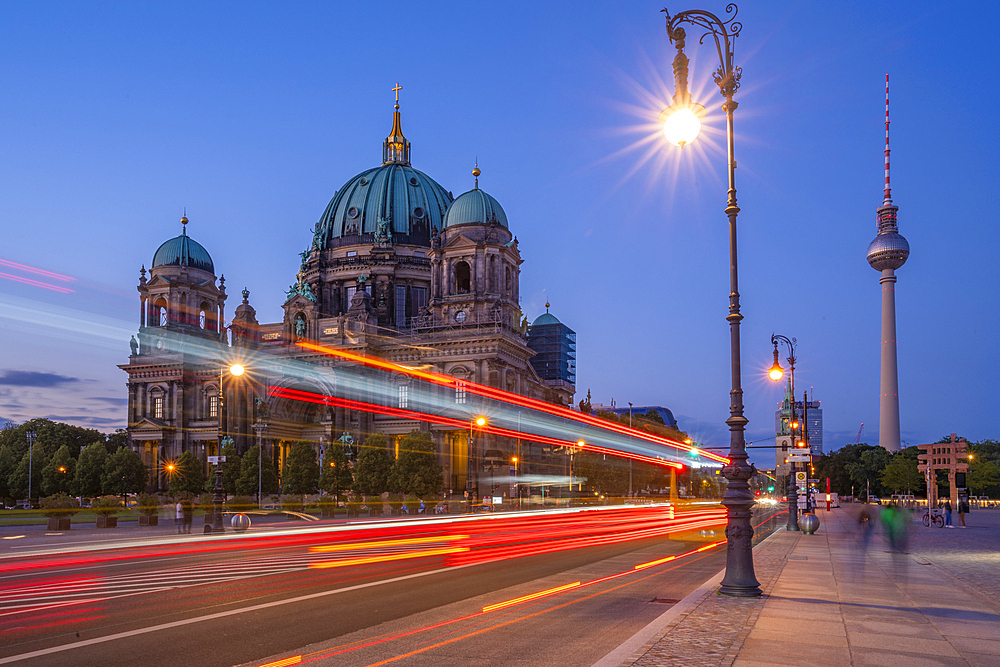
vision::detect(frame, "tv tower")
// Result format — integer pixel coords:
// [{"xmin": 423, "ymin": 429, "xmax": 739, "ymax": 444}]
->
[{"xmin": 866, "ymin": 74, "xmax": 909, "ymax": 452}]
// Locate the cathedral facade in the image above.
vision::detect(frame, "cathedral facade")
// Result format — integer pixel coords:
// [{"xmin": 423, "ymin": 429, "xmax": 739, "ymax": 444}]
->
[{"xmin": 120, "ymin": 99, "xmax": 576, "ymax": 497}]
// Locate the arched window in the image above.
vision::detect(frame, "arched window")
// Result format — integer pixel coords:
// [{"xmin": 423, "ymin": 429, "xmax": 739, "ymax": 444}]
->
[
  {"xmin": 456, "ymin": 261, "xmax": 471, "ymax": 294},
  {"xmin": 155, "ymin": 299, "xmax": 168, "ymax": 326},
  {"xmin": 199, "ymin": 301, "xmax": 210, "ymax": 330},
  {"xmin": 505, "ymin": 267, "xmax": 512, "ymax": 295},
  {"xmin": 489, "ymin": 255, "xmax": 496, "ymax": 293}
]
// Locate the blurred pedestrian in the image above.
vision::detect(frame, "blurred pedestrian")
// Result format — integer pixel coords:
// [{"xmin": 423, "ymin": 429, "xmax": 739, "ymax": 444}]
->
[
  {"xmin": 181, "ymin": 499, "xmax": 193, "ymax": 534},
  {"xmin": 944, "ymin": 499, "xmax": 954, "ymax": 528},
  {"xmin": 175, "ymin": 501, "xmax": 183, "ymax": 534},
  {"xmin": 881, "ymin": 504, "xmax": 908, "ymax": 552},
  {"xmin": 858, "ymin": 504, "xmax": 875, "ymax": 550},
  {"xmin": 958, "ymin": 495, "xmax": 969, "ymax": 528}
]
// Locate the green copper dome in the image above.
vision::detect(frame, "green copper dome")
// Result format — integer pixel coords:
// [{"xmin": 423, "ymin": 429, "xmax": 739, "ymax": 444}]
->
[
  {"xmin": 152, "ymin": 226, "xmax": 214, "ymax": 274},
  {"xmin": 443, "ymin": 187, "xmax": 508, "ymax": 229},
  {"xmin": 317, "ymin": 164, "xmax": 452, "ymax": 247}
]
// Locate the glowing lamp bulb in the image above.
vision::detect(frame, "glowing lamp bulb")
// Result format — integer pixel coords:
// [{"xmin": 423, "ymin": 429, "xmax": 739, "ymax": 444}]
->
[
  {"xmin": 229, "ymin": 364, "xmax": 245, "ymax": 377},
  {"xmin": 661, "ymin": 105, "xmax": 704, "ymax": 147},
  {"xmin": 475, "ymin": 417, "xmax": 487, "ymax": 427},
  {"xmin": 511, "ymin": 457, "xmax": 518, "ymax": 463},
  {"xmin": 576, "ymin": 440, "xmax": 585, "ymax": 447},
  {"xmin": 768, "ymin": 364, "xmax": 783, "ymax": 381},
  {"xmin": 58, "ymin": 466, "xmax": 66, "ymax": 473}
]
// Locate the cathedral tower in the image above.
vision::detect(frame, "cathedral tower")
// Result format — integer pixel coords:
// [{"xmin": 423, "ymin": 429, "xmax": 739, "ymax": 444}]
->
[{"xmin": 866, "ymin": 75, "xmax": 909, "ymax": 453}]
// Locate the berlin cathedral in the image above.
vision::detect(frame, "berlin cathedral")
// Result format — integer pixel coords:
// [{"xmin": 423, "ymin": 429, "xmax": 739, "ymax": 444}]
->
[{"xmin": 120, "ymin": 95, "xmax": 578, "ymax": 497}]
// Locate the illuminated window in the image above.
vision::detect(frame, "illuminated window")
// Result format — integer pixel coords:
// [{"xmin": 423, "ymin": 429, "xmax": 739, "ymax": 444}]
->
[
  {"xmin": 153, "ymin": 395, "xmax": 163, "ymax": 420},
  {"xmin": 398, "ymin": 385, "xmax": 408, "ymax": 409},
  {"xmin": 199, "ymin": 310, "xmax": 206, "ymax": 329},
  {"xmin": 455, "ymin": 380, "xmax": 467, "ymax": 405},
  {"xmin": 209, "ymin": 395, "xmax": 219, "ymax": 418},
  {"xmin": 158, "ymin": 306, "xmax": 167, "ymax": 326}
]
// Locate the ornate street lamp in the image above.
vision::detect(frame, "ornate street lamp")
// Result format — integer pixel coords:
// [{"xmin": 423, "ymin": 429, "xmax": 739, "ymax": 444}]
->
[
  {"xmin": 212, "ymin": 362, "xmax": 246, "ymax": 533},
  {"xmin": 769, "ymin": 334, "xmax": 800, "ymax": 532},
  {"xmin": 661, "ymin": 4, "xmax": 759, "ymax": 597},
  {"xmin": 26, "ymin": 429, "xmax": 36, "ymax": 509}
]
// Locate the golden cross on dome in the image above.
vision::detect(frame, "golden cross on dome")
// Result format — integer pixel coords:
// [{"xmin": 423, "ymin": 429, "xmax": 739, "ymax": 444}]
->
[{"xmin": 392, "ymin": 83, "xmax": 402, "ymax": 104}]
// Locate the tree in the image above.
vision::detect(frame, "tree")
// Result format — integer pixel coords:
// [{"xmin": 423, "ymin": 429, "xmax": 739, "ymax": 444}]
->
[
  {"xmin": 319, "ymin": 444, "xmax": 353, "ymax": 501},
  {"xmin": 235, "ymin": 445, "xmax": 279, "ymax": 498},
  {"xmin": 41, "ymin": 444, "xmax": 76, "ymax": 496},
  {"xmin": 169, "ymin": 450, "xmax": 206, "ymax": 496},
  {"xmin": 968, "ymin": 459, "xmax": 1000, "ymax": 494},
  {"xmin": 576, "ymin": 452, "xmax": 630, "ymax": 495},
  {"xmin": 388, "ymin": 431, "xmax": 443, "ymax": 497},
  {"xmin": 0, "ymin": 418, "xmax": 104, "ymax": 461},
  {"xmin": 8, "ymin": 445, "xmax": 46, "ymax": 500},
  {"xmin": 880, "ymin": 453, "xmax": 922, "ymax": 495},
  {"xmin": 0, "ymin": 445, "xmax": 18, "ymax": 500},
  {"xmin": 352, "ymin": 434, "xmax": 392, "ymax": 497},
  {"xmin": 282, "ymin": 441, "xmax": 320, "ymax": 495},
  {"xmin": 846, "ymin": 446, "xmax": 892, "ymax": 498},
  {"xmin": 101, "ymin": 447, "xmax": 147, "ymax": 497},
  {"xmin": 641, "ymin": 410, "xmax": 665, "ymax": 425},
  {"xmin": 74, "ymin": 442, "xmax": 108, "ymax": 498},
  {"xmin": 104, "ymin": 429, "xmax": 129, "ymax": 453},
  {"xmin": 220, "ymin": 441, "xmax": 242, "ymax": 493}
]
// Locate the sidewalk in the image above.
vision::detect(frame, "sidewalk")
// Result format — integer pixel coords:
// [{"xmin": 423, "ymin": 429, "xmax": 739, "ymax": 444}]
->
[{"xmin": 597, "ymin": 508, "xmax": 1000, "ymax": 667}]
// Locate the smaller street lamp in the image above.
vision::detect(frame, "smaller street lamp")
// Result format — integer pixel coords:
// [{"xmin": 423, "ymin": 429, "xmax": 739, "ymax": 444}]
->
[{"xmin": 26, "ymin": 429, "xmax": 36, "ymax": 509}]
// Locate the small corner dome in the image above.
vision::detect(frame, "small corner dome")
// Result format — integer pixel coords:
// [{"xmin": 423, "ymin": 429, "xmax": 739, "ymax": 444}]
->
[
  {"xmin": 443, "ymin": 188, "xmax": 508, "ymax": 229},
  {"xmin": 152, "ymin": 231, "xmax": 215, "ymax": 274},
  {"xmin": 532, "ymin": 312, "xmax": 561, "ymax": 326}
]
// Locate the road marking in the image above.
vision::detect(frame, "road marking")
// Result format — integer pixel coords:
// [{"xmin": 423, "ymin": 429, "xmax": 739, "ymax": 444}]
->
[{"xmin": 0, "ymin": 563, "xmax": 477, "ymax": 665}]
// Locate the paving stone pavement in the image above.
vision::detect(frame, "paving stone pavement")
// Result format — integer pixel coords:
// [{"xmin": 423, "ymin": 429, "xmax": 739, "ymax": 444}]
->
[{"xmin": 607, "ymin": 507, "xmax": 1000, "ymax": 667}]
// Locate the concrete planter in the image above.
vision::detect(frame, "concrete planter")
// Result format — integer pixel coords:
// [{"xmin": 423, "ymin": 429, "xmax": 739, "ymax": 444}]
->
[
  {"xmin": 46, "ymin": 517, "xmax": 71, "ymax": 531},
  {"xmin": 139, "ymin": 515, "xmax": 159, "ymax": 526},
  {"xmin": 368, "ymin": 508, "xmax": 382, "ymax": 517},
  {"xmin": 96, "ymin": 516, "xmax": 118, "ymax": 528},
  {"xmin": 320, "ymin": 509, "xmax": 334, "ymax": 518}
]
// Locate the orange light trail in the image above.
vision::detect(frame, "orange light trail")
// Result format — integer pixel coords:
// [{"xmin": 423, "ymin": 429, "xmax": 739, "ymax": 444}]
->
[
  {"xmin": 256, "ymin": 657, "xmax": 302, "ymax": 667},
  {"xmin": 295, "ymin": 340, "xmax": 728, "ymax": 464},
  {"xmin": 308, "ymin": 546, "xmax": 469, "ymax": 569},
  {"xmin": 269, "ymin": 386, "xmax": 684, "ymax": 470},
  {"xmin": 481, "ymin": 581, "xmax": 581, "ymax": 612},
  {"xmin": 308, "ymin": 535, "xmax": 468, "ymax": 553}
]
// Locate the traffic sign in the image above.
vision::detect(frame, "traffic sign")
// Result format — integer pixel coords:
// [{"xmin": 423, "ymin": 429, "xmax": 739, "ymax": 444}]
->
[
  {"xmin": 789, "ymin": 455, "xmax": 811, "ymax": 462},
  {"xmin": 795, "ymin": 472, "xmax": 807, "ymax": 482},
  {"xmin": 808, "ymin": 479, "xmax": 819, "ymax": 483},
  {"xmin": 207, "ymin": 456, "xmax": 227, "ymax": 464}
]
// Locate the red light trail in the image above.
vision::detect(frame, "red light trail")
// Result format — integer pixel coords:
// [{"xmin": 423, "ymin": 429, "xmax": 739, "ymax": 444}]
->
[
  {"xmin": 294, "ymin": 340, "xmax": 729, "ymax": 464},
  {"xmin": 269, "ymin": 385, "xmax": 685, "ymax": 470}
]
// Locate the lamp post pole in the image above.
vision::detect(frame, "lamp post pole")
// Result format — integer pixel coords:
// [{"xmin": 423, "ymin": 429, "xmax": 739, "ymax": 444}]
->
[
  {"xmin": 770, "ymin": 334, "xmax": 800, "ymax": 531},
  {"xmin": 253, "ymin": 419, "xmax": 267, "ymax": 508},
  {"xmin": 662, "ymin": 5, "xmax": 759, "ymax": 597},
  {"xmin": 214, "ymin": 367, "xmax": 227, "ymax": 533},
  {"xmin": 628, "ymin": 402, "xmax": 633, "ymax": 498},
  {"xmin": 26, "ymin": 429, "xmax": 36, "ymax": 508}
]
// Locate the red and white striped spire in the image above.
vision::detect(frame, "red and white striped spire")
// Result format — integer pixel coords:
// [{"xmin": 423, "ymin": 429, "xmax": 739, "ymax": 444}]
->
[{"xmin": 883, "ymin": 74, "xmax": 891, "ymax": 204}]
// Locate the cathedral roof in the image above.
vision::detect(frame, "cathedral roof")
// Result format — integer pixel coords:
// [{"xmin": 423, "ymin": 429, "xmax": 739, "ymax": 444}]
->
[
  {"xmin": 151, "ymin": 218, "xmax": 215, "ymax": 274},
  {"xmin": 317, "ymin": 164, "xmax": 452, "ymax": 246},
  {"xmin": 443, "ymin": 186, "xmax": 508, "ymax": 229}
]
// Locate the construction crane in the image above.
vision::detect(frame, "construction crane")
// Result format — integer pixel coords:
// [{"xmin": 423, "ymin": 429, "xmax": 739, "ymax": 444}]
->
[{"xmin": 854, "ymin": 423, "xmax": 864, "ymax": 445}]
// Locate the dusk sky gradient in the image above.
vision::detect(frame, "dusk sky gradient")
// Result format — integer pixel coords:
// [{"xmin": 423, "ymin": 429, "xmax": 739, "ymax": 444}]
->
[{"xmin": 1, "ymin": 1, "xmax": 997, "ymax": 467}]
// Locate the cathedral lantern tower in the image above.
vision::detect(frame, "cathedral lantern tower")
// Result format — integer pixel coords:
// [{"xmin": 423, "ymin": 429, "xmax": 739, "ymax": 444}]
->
[
  {"xmin": 866, "ymin": 75, "xmax": 909, "ymax": 453},
  {"xmin": 123, "ymin": 215, "xmax": 229, "ymax": 490},
  {"xmin": 430, "ymin": 165, "xmax": 522, "ymax": 329}
]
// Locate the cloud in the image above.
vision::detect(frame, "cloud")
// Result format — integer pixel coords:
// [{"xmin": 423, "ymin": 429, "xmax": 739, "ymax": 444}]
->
[
  {"xmin": 46, "ymin": 415, "xmax": 125, "ymax": 429},
  {"xmin": 0, "ymin": 370, "xmax": 80, "ymax": 387},
  {"xmin": 89, "ymin": 397, "xmax": 128, "ymax": 406}
]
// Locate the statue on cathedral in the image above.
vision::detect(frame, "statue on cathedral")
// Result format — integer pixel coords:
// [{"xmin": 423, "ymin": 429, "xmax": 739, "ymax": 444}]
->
[
  {"xmin": 520, "ymin": 315, "xmax": 529, "ymax": 335},
  {"xmin": 129, "ymin": 335, "xmax": 138, "ymax": 356},
  {"xmin": 294, "ymin": 316, "xmax": 307, "ymax": 338},
  {"xmin": 311, "ymin": 221, "xmax": 324, "ymax": 250},
  {"xmin": 374, "ymin": 219, "xmax": 393, "ymax": 245},
  {"xmin": 338, "ymin": 432, "xmax": 354, "ymax": 445}
]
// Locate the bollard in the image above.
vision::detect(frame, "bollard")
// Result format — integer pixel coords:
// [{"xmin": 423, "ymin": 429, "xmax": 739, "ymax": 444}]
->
[{"xmin": 231, "ymin": 513, "xmax": 251, "ymax": 532}]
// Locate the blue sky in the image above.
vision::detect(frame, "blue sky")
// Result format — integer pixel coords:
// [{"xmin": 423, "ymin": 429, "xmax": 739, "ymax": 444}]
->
[{"xmin": 1, "ymin": 2, "xmax": 997, "ymax": 467}]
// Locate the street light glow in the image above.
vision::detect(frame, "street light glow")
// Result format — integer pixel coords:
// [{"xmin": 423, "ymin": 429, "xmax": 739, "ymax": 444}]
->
[
  {"xmin": 229, "ymin": 364, "xmax": 245, "ymax": 377},
  {"xmin": 475, "ymin": 416, "xmax": 487, "ymax": 427},
  {"xmin": 768, "ymin": 364, "xmax": 783, "ymax": 381},
  {"xmin": 660, "ymin": 104, "xmax": 705, "ymax": 147}
]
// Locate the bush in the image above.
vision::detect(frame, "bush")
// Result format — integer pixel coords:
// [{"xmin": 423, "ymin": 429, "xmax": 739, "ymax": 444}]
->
[
  {"xmin": 388, "ymin": 493, "xmax": 404, "ymax": 512},
  {"xmin": 92, "ymin": 495, "xmax": 122, "ymax": 517},
  {"xmin": 196, "ymin": 492, "xmax": 215, "ymax": 514},
  {"xmin": 229, "ymin": 495, "xmax": 256, "ymax": 512},
  {"xmin": 41, "ymin": 493, "xmax": 80, "ymax": 518},
  {"xmin": 404, "ymin": 493, "xmax": 420, "ymax": 513},
  {"xmin": 137, "ymin": 493, "xmax": 160, "ymax": 517}
]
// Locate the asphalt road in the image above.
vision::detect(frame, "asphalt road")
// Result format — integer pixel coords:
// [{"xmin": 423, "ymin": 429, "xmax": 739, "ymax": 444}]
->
[{"xmin": 0, "ymin": 506, "xmax": 783, "ymax": 667}]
